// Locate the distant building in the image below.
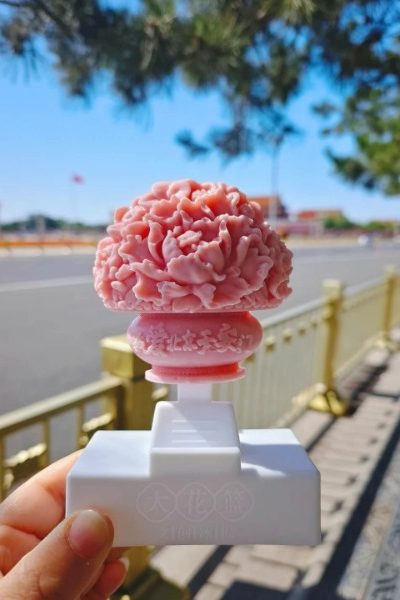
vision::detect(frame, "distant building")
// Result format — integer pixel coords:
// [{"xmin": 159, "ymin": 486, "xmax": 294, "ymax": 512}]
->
[
  {"xmin": 248, "ymin": 195, "xmax": 289, "ymax": 219},
  {"xmin": 297, "ymin": 209, "xmax": 344, "ymax": 221},
  {"xmin": 294, "ymin": 208, "xmax": 346, "ymax": 235}
]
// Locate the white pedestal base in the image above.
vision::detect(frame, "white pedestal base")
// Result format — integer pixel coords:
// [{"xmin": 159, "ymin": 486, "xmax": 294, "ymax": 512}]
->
[
  {"xmin": 150, "ymin": 396, "xmax": 241, "ymax": 476},
  {"xmin": 67, "ymin": 429, "xmax": 320, "ymax": 546}
]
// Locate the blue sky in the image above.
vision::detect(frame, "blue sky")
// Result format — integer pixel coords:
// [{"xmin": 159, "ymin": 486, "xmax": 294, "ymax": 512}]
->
[{"xmin": 1, "ymin": 64, "xmax": 399, "ymax": 225}]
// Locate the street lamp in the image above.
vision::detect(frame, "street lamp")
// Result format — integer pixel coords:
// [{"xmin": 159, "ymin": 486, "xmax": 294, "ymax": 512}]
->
[{"xmin": 269, "ymin": 133, "xmax": 284, "ymax": 229}]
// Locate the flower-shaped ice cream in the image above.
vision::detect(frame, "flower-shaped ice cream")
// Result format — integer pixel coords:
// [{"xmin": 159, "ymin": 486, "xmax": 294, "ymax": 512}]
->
[{"xmin": 94, "ymin": 180, "xmax": 292, "ymax": 312}]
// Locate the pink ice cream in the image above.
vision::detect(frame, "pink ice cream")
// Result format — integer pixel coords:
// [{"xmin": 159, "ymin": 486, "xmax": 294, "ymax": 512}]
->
[{"xmin": 94, "ymin": 179, "xmax": 292, "ymax": 313}]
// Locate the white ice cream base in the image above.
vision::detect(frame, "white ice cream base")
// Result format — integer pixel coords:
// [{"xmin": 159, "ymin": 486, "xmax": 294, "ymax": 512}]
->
[{"xmin": 67, "ymin": 384, "xmax": 321, "ymax": 546}]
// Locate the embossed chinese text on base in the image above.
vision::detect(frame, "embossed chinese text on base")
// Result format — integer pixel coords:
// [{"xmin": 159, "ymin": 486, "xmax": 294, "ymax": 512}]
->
[{"xmin": 67, "ymin": 430, "xmax": 320, "ymax": 546}]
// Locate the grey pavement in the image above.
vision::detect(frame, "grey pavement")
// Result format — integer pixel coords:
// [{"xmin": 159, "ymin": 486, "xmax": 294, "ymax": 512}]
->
[
  {"xmin": 0, "ymin": 245, "xmax": 399, "ymax": 412},
  {"xmin": 150, "ymin": 351, "xmax": 400, "ymax": 599}
]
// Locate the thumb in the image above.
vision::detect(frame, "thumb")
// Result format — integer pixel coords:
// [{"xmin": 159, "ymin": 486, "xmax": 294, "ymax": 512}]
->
[{"xmin": 0, "ymin": 509, "xmax": 114, "ymax": 600}]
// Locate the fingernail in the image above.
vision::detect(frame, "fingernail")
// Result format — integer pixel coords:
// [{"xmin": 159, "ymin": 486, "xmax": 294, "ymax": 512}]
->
[
  {"xmin": 119, "ymin": 557, "xmax": 130, "ymax": 572},
  {"xmin": 68, "ymin": 510, "xmax": 111, "ymax": 559}
]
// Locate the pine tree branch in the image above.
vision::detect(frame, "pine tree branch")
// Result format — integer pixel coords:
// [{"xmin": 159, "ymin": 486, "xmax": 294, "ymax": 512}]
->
[
  {"xmin": 28, "ymin": 0, "xmax": 74, "ymax": 39},
  {"xmin": 0, "ymin": 0, "xmax": 26, "ymax": 7}
]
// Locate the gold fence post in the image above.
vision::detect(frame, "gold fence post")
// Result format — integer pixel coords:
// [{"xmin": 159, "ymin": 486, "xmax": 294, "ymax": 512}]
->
[
  {"xmin": 0, "ymin": 438, "xmax": 5, "ymax": 502},
  {"xmin": 376, "ymin": 265, "xmax": 397, "ymax": 351},
  {"xmin": 101, "ymin": 335, "xmax": 189, "ymax": 600},
  {"xmin": 101, "ymin": 335, "xmax": 155, "ymax": 430},
  {"xmin": 309, "ymin": 280, "xmax": 348, "ymax": 416}
]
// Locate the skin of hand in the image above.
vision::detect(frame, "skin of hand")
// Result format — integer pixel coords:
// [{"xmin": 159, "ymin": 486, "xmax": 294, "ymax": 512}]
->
[{"xmin": 0, "ymin": 452, "xmax": 128, "ymax": 599}]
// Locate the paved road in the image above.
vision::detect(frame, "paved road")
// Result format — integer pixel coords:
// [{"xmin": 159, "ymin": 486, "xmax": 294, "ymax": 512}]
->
[{"xmin": 0, "ymin": 244, "xmax": 399, "ymax": 414}]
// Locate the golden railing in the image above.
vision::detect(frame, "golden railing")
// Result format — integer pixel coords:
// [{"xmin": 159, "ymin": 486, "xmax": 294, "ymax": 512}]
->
[
  {"xmin": 212, "ymin": 298, "xmax": 324, "ymax": 427},
  {"xmin": 0, "ymin": 266, "xmax": 398, "ymax": 598},
  {"xmin": 335, "ymin": 279, "xmax": 386, "ymax": 375},
  {"xmin": 388, "ymin": 267, "xmax": 400, "ymax": 328},
  {"xmin": 214, "ymin": 266, "xmax": 399, "ymax": 421},
  {"xmin": 0, "ymin": 377, "xmax": 124, "ymax": 501}
]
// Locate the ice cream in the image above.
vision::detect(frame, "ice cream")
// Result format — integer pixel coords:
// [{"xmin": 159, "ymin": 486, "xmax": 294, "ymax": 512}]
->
[
  {"xmin": 94, "ymin": 180, "xmax": 292, "ymax": 313},
  {"xmin": 94, "ymin": 180, "xmax": 292, "ymax": 382}
]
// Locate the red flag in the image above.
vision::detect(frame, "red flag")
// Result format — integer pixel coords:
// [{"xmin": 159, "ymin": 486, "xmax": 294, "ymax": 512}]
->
[{"xmin": 71, "ymin": 174, "xmax": 84, "ymax": 184}]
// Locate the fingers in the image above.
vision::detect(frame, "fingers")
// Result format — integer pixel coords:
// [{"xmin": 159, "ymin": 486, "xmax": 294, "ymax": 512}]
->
[
  {"xmin": 86, "ymin": 557, "xmax": 129, "ymax": 600},
  {"xmin": 0, "ymin": 451, "xmax": 82, "ymax": 541},
  {"xmin": 106, "ymin": 547, "xmax": 125, "ymax": 562},
  {"xmin": 0, "ymin": 509, "xmax": 114, "ymax": 600},
  {"xmin": 0, "ymin": 523, "xmax": 38, "ymax": 575}
]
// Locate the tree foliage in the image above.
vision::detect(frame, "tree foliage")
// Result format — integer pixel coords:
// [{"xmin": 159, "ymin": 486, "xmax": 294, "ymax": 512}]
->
[
  {"xmin": 2, "ymin": 214, "xmax": 104, "ymax": 231},
  {"xmin": 1, "ymin": 0, "xmax": 400, "ymax": 192},
  {"xmin": 323, "ymin": 215, "xmax": 356, "ymax": 230},
  {"xmin": 316, "ymin": 88, "xmax": 400, "ymax": 196}
]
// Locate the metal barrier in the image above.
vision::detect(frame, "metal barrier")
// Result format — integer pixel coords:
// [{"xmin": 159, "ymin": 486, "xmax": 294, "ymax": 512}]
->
[
  {"xmin": 0, "ymin": 266, "xmax": 398, "ymax": 598},
  {"xmin": 0, "ymin": 377, "xmax": 124, "ymax": 501},
  {"xmin": 387, "ymin": 267, "xmax": 400, "ymax": 332},
  {"xmin": 212, "ymin": 298, "xmax": 325, "ymax": 427},
  {"xmin": 215, "ymin": 266, "xmax": 399, "ymax": 421},
  {"xmin": 335, "ymin": 279, "xmax": 386, "ymax": 375}
]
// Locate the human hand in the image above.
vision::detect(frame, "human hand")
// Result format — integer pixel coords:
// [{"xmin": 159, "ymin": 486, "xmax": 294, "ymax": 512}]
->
[{"xmin": 0, "ymin": 452, "xmax": 128, "ymax": 599}]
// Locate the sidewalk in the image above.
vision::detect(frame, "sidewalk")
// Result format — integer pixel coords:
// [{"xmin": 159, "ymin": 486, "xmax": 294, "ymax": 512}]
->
[{"xmin": 151, "ymin": 351, "xmax": 400, "ymax": 600}]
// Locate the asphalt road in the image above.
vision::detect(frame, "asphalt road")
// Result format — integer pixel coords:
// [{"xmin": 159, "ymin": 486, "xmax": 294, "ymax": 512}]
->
[{"xmin": 1, "ymin": 244, "xmax": 399, "ymax": 415}]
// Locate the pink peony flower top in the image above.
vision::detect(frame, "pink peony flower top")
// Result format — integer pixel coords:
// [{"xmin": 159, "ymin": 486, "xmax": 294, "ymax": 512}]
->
[{"xmin": 94, "ymin": 179, "xmax": 292, "ymax": 312}]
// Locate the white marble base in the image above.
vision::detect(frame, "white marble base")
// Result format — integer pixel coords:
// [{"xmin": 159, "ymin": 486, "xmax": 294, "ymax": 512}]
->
[{"xmin": 67, "ymin": 429, "xmax": 321, "ymax": 546}]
